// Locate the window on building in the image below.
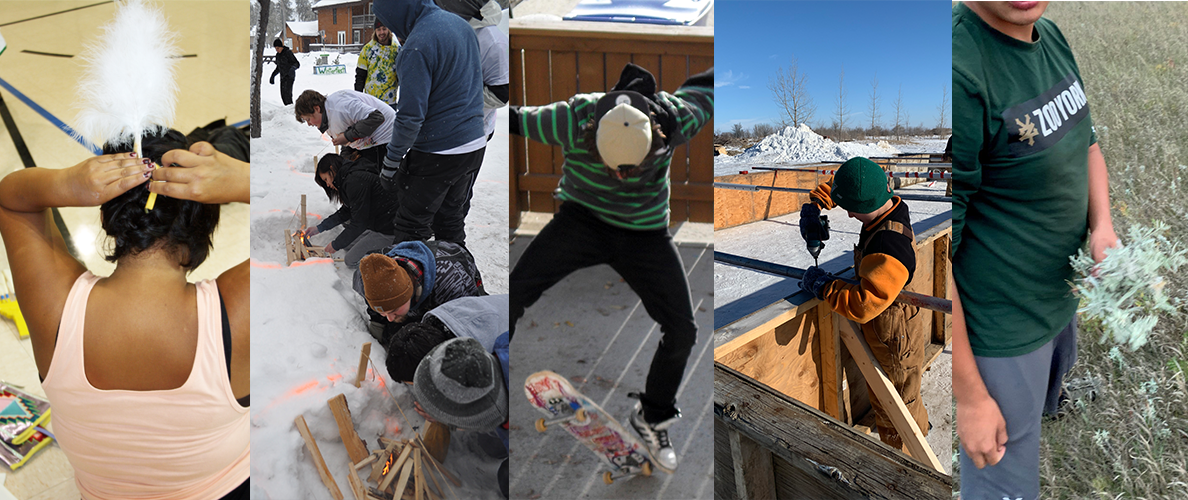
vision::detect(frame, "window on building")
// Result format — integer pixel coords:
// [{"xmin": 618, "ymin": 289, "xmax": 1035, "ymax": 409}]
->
[
  {"xmin": 353, "ymin": 30, "xmax": 360, "ymax": 44},
  {"xmin": 338, "ymin": 31, "xmax": 346, "ymax": 45},
  {"xmin": 333, "ymin": 8, "xmax": 337, "ymax": 24}
]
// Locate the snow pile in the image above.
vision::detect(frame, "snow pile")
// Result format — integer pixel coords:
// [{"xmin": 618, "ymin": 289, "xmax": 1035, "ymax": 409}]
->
[
  {"xmin": 720, "ymin": 124, "xmax": 900, "ymax": 165},
  {"xmin": 251, "ymin": 56, "xmax": 509, "ymax": 499}
]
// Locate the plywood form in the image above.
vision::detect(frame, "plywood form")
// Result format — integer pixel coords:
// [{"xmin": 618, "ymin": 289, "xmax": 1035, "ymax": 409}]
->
[{"xmin": 715, "ymin": 363, "xmax": 951, "ymax": 499}]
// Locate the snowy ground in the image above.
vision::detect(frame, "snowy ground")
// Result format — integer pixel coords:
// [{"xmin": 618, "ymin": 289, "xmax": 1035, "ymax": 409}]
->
[
  {"xmin": 714, "ymin": 126, "xmax": 948, "ymax": 176},
  {"xmin": 250, "ymin": 55, "xmax": 509, "ymax": 499},
  {"xmin": 713, "ymin": 180, "xmax": 953, "ymax": 475}
]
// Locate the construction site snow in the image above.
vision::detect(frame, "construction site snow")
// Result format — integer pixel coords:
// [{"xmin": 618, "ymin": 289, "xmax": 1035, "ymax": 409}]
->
[
  {"xmin": 249, "ymin": 55, "xmax": 509, "ymax": 499},
  {"xmin": 714, "ymin": 124, "xmax": 901, "ymax": 175}
]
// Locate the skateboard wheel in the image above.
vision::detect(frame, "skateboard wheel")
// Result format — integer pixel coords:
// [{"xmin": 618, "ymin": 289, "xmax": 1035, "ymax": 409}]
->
[
  {"xmin": 575, "ymin": 409, "xmax": 588, "ymax": 423},
  {"xmin": 535, "ymin": 418, "xmax": 547, "ymax": 433},
  {"xmin": 603, "ymin": 471, "xmax": 614, "ymax": 485},
  {"xmin": 642, "ymin": 462, "xmax": 653, "ymax": 477}
]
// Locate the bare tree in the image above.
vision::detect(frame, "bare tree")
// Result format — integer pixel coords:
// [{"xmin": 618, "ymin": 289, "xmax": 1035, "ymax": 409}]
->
[
  {"xmin": 937, "ymin": 83, "xmax": 949, "ymax": 133},
  {"xmin": 251, "ymin": 0, "xmax": 272, "ymax": 138},
  {"xmin": 753, "ymin": 123, "xmax": 776, "ymax": 138},
  {"xmin": 892, "ymin": 85, "xmax": 905, "ymax": 140},
  {"xmin": 731, "ymin": 122, "xmax": 745, "ymax": 138},
  {"xmin": 768, "ymin": 56, "xmax": 816, "ymax": 128},
  {"xmin": 903, "ymin": 109, "xmax": 911, "ymax": 138},
  {"xmin": 835, "ymin": 66, "xmax": 848, "ymax": 141},
  {"xmin": 868, "ymin": 73, "xmax": 880, "ymax": 137}
]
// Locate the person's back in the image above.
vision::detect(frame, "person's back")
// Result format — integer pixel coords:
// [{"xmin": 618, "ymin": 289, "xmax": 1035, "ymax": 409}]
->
[
  {"xmin": 44, "ymin": 273, "xmax": 249, "ymax": 499},
  {"xmin": 374, "ymin": 0, "xmax": 485, "ymax": 158}
]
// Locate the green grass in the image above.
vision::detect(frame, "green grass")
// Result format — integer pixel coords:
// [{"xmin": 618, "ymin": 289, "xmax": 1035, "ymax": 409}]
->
[{"xmin": 1037, "ymin": 3, "xmax": 1188, "ymax": 499}]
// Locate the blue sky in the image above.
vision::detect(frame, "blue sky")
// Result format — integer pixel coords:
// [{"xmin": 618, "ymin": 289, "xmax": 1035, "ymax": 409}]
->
[{"xmin": 715, "ymin": 1, "xmax": 952, "ymax": 133}]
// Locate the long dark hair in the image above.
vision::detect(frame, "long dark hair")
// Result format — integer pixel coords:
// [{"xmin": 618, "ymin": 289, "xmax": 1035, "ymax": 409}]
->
[
  {"xmin": 99, "ymin": 129, "xmax": 221, "ymax": 272},
  {"xmin": 315, "ymin": 153, "xmax": 343, "ymax": 204}
]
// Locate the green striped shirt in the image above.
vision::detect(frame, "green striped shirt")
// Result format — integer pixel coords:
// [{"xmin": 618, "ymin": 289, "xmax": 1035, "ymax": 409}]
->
[{"xmin": 518, "ymin": 84, "xmax": 713, "ymax": 230}]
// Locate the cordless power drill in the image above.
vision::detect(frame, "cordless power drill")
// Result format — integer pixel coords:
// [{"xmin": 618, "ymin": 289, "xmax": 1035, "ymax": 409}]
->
[{"xmin": 800, "ymin": 203, "xmax": 831, "ymax": 268}]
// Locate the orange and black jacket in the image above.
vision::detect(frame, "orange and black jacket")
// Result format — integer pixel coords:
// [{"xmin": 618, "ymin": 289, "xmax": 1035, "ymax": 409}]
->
[{"xmin": 810, "ymin": 182, "xmax": 916, "ymax": 323}]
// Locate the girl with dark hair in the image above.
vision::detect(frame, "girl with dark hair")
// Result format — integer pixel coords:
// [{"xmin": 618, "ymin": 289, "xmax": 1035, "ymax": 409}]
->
[
  {"xmin": 306, "ymin": 153, "xmax": 400, "ymax": 267},
  {"xmin": 0, "ymin": 131, "xmax": 250, "ymax": 500}
]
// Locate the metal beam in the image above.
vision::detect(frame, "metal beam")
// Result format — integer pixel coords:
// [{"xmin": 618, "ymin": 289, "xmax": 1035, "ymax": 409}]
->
[
  {"xmin": 713, "ymin": 182, "xmax": 952, "ymax": 204},
  {"xmin": 713, "ymin": 251, "xmax": 952, "ymax": 315}
]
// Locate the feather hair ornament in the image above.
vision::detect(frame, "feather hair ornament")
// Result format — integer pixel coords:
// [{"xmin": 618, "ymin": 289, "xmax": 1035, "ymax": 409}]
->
[{"xmin": 73, "ymin": 0, "xmax": 179, "ymax": 211}]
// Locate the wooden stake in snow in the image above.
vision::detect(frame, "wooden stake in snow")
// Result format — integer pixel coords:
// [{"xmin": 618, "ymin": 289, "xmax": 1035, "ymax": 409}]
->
[
  {"xmin": 73, "ymin": 0, "xmax": 179, "ymax": 212},
  {"xmin": 355, "ymin": 342, "xmax": 372, "ymax": 388}
]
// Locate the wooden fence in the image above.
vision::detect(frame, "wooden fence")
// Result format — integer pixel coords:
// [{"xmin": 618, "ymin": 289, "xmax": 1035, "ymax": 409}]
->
[{"xmin": 508, "ymin": 20, "xmax": 714, "ymax": 228}]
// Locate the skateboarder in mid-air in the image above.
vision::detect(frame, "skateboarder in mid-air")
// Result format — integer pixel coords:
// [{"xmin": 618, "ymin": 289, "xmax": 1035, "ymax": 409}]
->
[{"xmin": 509, "ymin": 63, "xmax": 713, "ymax": 472}]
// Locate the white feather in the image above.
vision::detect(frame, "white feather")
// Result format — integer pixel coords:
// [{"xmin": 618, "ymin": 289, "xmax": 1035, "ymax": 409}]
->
[{"xmin": 74, "ymin": 0, "xmax": 179, "ymax": 150}]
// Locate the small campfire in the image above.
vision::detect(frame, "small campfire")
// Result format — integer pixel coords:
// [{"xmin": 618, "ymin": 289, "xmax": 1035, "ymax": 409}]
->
[{"xmin": 296, "ymin": 389, "xmax": 462, "ymax": 500}]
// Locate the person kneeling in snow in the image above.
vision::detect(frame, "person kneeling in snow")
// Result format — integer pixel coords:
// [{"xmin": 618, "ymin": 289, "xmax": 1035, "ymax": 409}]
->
[
  {"xmin": 355, "ymin": 243, "xmax": 486, "ymax": 342},
  {"xmin": 295, "ymin": 89, "xmax": 396, "ymax": 167},
  {"xmin": 798, "ymin": 156, "xmax": 928, "ymax": 452},
  {"xmin": 384, "ymin": 294, "xmax": 509, "ymax": 383},
  {"xmin": 411, "ymin": 336, "xmax": 509, "ymax": 498},
  {"xmin": 305, "ymin": 154, "xmax": 400, "ymax": 267}
]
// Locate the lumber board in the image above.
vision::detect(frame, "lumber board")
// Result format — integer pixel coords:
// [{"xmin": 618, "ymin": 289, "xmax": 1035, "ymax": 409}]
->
[
  {"xmin": 420, "ymin": 442, "xmax": 462, "ymax": 487},
  {"xmin": 715, "ymin": 312, "xmax": 821, "ymax": 408},
  {"xmin": 817, "ymin": 302, "xmax": 841, "ymax": 419},
  {"xmin": 355, "ymin": 342, "xmax": 372, "ymax": 388},
  {"xmin": 390, "ymin": 459, "xmax": 414, "ymax": 498},
  {"xmin": 714, "ymin": 418, "xmax": 738, "ymax": 500},
  {"xmin": 715, "ymin": 363, "xmax": 951, "ymax": 499},
  {"xmin": 714, "ymin": 296, "xmax": 821, "ymax": 352},
  {"xmin": 414, "ymin": 449, "xmax": 425, "ymax": 500},
  {"xmin": 328, "ymin": 394, "xmax": 371, "ymax": 464},
  {"xmin": 932, "ymin": 235, "xmax": 952, "ymax": 346},
  {"xmin": 348, "ymin": 467, "xmax": 367, "ymax": 500},
  {"xmin": 771, "ymin": 453, "xmax": 854, "ymax": 500},
  {"xmin": 837, "ymin": 318, "xmax": 943, "ymax": 472},
  {"xmin": 381, "ymin": 445, "xmax": 414, "ymax": 492},
  {"xmin": 729, "ymin": 429, "xmax": 776, "ymax": 499},
  {"xmin": 295, "ymin": 415, "xmax": 345, "ymax": 500},
  {"xmin": 422, "ymin": 421, "xmax": 450, "ymax": 464}
]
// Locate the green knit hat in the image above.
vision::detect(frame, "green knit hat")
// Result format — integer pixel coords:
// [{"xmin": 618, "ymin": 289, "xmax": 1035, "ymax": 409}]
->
[{"xmin": 830, "ymin": 157, "xmax": 892, "ymax": 214}]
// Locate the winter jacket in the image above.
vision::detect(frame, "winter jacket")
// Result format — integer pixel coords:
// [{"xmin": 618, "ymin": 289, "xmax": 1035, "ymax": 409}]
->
[
  {"xmin": 270, "ymin": 47, "xmax": 300, "ymax": 80},
  {"xmin": 357, "ymin": 240, "xmax": 485, "ymax": 323},
  {"xmin": 316, "ymin": 157, "xmax": 399, "ymax": 250},
  {"xmin": 325, "ymin": 90, "xmax": 398, "ymax": 150},
  {"xmin": 423, "ymin": 295, "xmax": 508, "ymax": 352},
  {"xmin": 374, "ymin": 0, "xmax": 485, "ymax": 166}
]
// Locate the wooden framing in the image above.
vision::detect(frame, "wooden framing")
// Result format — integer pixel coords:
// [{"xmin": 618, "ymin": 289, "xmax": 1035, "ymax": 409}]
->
[
  {"xmin": 714, "ymin": 156, "xmax": 949, "ymax": 230},
  {"xmin": 509, "ymin": 20, "xmax": 714, "ymax": 228},
  {"xmin": 715, "ymin": 364, "xmax": 951, "ymax": 499},
  {"xmin": 328, "ymin": 394, "xmax": 370, "ymax": 464},
  {"xmin": 714, "ymin": 214, "xmax": 953, "ymax": 498}
]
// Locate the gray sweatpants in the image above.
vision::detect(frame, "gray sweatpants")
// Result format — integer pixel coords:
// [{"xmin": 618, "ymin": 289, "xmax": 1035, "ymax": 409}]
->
[
  {"xmin": 959, "ymin": 319, "xmax": 1077, "ymax": 500},
  {"xmin": 342, "ymin": 230, "xmax": 395, "ymax": 268}
]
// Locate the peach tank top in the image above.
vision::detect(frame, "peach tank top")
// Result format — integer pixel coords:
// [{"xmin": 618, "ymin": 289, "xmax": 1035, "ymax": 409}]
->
[{"xmin": 42, "ymin": 272, "xmax": 249, "ymax": 500}]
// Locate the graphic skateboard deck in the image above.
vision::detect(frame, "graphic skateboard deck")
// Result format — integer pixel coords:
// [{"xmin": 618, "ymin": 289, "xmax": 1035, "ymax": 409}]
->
[{"xmin": 524, "ymin": 370, "xmax": 654, "ymax": 484}]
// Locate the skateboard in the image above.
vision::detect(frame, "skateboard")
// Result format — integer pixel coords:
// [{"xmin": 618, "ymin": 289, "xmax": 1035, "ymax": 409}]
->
[{"xmin": 524, "ymin": 370, "xmax": 654, "ymax": 484}]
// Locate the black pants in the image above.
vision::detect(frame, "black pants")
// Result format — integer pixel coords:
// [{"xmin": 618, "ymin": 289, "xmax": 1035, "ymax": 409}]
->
[
  {"xmin": 510, "ymin": 202, "xmax": 697, "ymax": 422},
  {"xmin": 280, "ymin": 72, "xmax": 295, "ymax": 105},
  {"xmin": 391, "ymin": 147, "xmax": 485, "ymax": 243}
]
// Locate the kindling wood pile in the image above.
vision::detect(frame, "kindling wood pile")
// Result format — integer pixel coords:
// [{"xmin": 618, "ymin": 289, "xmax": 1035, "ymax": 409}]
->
[
  {"xmin": 286, "ymin": 194, "xmax": 340, "ymax": 265},
  {"xmin": 292, "ymin": 343, "xmax": 461, "ymax": 500}
]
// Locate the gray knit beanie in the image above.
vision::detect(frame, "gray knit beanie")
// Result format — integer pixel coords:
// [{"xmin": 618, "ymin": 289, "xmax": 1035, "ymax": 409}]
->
[{"xmin": 412, "ymin": 337, "xmax": 508, "ymax": 429}]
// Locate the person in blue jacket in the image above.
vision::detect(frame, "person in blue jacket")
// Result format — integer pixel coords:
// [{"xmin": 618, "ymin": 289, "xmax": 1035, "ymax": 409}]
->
[{"xmin": 373, "ymin": 0, "xmax": 486, "ymax": 245}]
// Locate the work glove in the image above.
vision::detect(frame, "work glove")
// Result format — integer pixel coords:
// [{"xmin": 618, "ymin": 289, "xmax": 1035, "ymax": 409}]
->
[
  {"xmin": 380, "ymin": 156, "xmax": 401, "ymax": 191},
  {"xmin": 799, "ymin": 265, "xmax": 836, "ymax": 300},
  {"xmin": 799, "ymin": 203, "xmax": 827, "ymax": 243}
]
